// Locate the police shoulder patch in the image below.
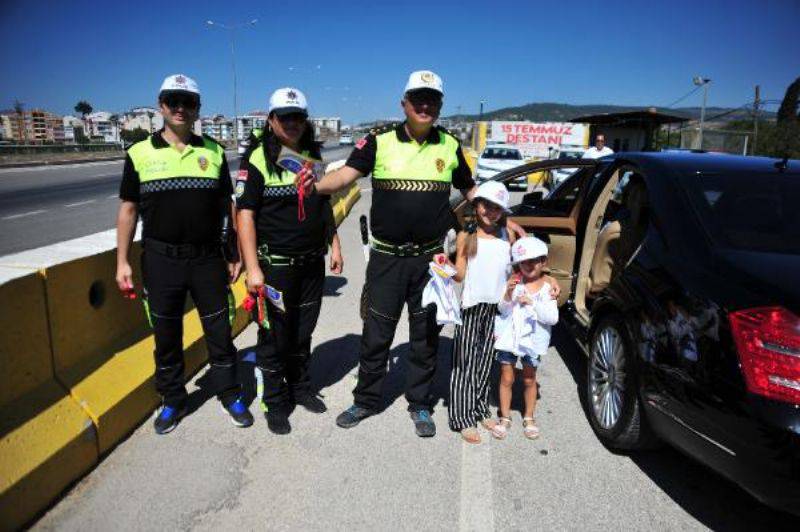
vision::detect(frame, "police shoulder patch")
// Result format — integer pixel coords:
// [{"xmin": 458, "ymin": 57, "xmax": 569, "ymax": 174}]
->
[
  {"xmin": 235, "ymin": 180, "xmax": 246, "ymax": 198},
  {"xmin": 369, "ymin": 123, "xmax": 396, "ymax": 137}
]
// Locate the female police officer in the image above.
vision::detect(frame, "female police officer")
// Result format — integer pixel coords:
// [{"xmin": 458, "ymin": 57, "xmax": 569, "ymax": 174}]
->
[
  {"xmin": 236, "ymin": 88, "xmax": 343, "ymax": 435},
  {"xmin": 116, "ymin": 74, "xmax": 251, "ymax": 434}
]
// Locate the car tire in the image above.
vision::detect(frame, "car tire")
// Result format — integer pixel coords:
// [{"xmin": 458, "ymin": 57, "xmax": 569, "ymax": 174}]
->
[{"xmin": 584, "ymin": 315, "xmax": 656, "ymax": 450}]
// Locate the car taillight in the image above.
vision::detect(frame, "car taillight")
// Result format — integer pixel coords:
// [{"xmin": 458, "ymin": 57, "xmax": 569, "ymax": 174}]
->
[{"xmin": 729, "ymin": 306, "xmax": 800, "ymax": 405}]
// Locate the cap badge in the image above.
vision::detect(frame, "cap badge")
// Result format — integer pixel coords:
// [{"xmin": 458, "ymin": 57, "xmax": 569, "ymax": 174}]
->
[
  {"xmin": 175, "ymin": 75, "xmax": 186, "ymax": 86},
  {"xmin": 496, "ymin": 190, "xmax": 506, "ymax": 201},
  {"xmin": 420, "ymin": 72, "xmax": 434, "ymax": 83},
  {"xmin": 198, "ymin": 155, "xmax": 208, "ymax": 171},
  {"xmin": 287, "ymin": 90, "xmax": 297, "ymax": 101},
  {"xmin": 435, "ymin": 158, "xmax": 445, "ymax": 173}
]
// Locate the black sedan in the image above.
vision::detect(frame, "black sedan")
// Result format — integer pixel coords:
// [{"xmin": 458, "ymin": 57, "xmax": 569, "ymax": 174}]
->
[{"xmin": 453, "ymin": 152, "xmax": 800, "ymax": 516}]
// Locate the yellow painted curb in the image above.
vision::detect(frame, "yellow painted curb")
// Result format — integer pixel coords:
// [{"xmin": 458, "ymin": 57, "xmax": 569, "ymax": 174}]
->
[{"xmin": 0, "ymin": 272, "xmax": 98, "ymax": 531}]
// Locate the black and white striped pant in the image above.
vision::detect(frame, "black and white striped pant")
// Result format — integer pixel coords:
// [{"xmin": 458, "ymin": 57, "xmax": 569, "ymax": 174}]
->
[{"xmin": 449, "ymin": 303, "xmax": 497, "ymax": 431}]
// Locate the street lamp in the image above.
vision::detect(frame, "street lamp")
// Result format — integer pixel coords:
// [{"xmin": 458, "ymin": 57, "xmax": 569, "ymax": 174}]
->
[
  {"xmin": 479, "ymin": 99, "xmax": 485, "ymax": 122},
  {"xmin": 693, "ymin": 76, "xmax": 711, "ymax": 149},
  {"xmin": 206, "ymin": 18, "xmax": 258, "ymax": 143}
]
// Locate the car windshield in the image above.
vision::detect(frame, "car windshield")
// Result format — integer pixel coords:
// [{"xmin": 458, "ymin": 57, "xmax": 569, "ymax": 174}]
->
[
  {"xmin": 558, "ymin": 151, "xmax": 583, "ymax": 161},
  {"xmin": 683, "ymin": 172, "xmax": 800, "ymax": 254},
  {"xmin": 483, "ymin": 148, "xmax": 522, "ymax": 160}
]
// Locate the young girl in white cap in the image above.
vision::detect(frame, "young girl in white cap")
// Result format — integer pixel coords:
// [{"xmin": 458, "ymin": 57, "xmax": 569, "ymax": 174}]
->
[
  {"xmin": 492, "ymin": 236, "xmax": 559, "ymax": 440},
  {"xmin": 446, "ymin": 181, "xmax": 515, "ymax": 443}
]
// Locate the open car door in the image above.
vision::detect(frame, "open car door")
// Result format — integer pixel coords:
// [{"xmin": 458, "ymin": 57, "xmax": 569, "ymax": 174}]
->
[{"xmin": 452, "ymin": 159, "xmax": 599, "ymax": 306}]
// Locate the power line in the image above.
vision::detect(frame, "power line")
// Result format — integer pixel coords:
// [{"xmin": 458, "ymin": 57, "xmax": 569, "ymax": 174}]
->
[{"xmin": 665, "ymin": 85, "xmax": 703, "ymax": 108}]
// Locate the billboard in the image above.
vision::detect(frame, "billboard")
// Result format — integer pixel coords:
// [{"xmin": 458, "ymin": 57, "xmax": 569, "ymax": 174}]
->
[{"xmin": 489, "ymin": 121, "xmax": 588, "ymax": 158}]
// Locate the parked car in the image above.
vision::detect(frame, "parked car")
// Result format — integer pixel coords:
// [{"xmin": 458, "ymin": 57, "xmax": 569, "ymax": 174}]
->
[
  {"xmin": 551, "ymin": 146, "xmax": 586, "ymax": 186},
  {"xmin": 339, "ymin": 134, "xmax": 354, "ymax": 146},
  {"xmin": 476, "ymin": 144, "xmax": 527, "ymax": 188},
  {"xmin": 453, "ymin": 153, "xmax": 800, "ymax": 516}
]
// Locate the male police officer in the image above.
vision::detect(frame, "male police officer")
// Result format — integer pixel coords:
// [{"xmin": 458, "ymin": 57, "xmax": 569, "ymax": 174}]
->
[
  {"xmin": 299, "ymin": 70, "xmax": 477, "ymax": 437},
  {"xmin": 116, "ymin": 74, "xmax": 253, "ymax": 434}
]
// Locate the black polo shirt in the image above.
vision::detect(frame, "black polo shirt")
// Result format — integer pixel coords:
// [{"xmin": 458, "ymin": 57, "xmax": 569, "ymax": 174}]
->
[
  {"xmin": 235, "ymin": 134, "xmax": 334, "ymax": 256},
  {"xmin": 119, "ymin": 131, "xmax": 232, "ymax": 245},
  {"xmin": 345, "ymin": 123, "xmax": 474, "ymax": 244}
]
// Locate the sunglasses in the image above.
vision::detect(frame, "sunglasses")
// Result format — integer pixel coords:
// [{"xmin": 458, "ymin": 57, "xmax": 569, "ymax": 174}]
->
[
  {"xmin": 275, "ymin": 112, "xmax": 307, "ymax": 123},
  {"xmin": 405, "ymin": 91, "xmax": 442, "ymax": 108},
  {"xmin": 162, "ymin": 95, "xmax": 199, "ymax": 111}
]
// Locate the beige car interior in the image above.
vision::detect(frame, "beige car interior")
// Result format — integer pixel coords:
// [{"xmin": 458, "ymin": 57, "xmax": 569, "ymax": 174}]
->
[
  {"xmin": 587, "ymin": 220, "xmax": 621, "ymax": 296},
  {"xmin": 574, "ymin": 170, "xmax": 622, "ymax": 320}
]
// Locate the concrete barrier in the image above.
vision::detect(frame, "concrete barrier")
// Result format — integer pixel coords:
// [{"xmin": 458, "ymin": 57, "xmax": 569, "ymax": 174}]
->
[
  {"xmin": 0, "ymin": 270, "xmax": 97, "ymax": 532},
  {"xmin": 0, "ymin": 184, "xmax": 360, "ymax": 528}
]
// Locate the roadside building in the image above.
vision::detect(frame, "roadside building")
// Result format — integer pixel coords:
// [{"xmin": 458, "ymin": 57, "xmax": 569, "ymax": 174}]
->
[
  {"xmin": 63, "ymin": 115, "xmax": 83, "ymax": 142},
  {"xmin": 201, "ymin": 114, "xmax": 234, "ymax": 141},
  {"xmin": 122, "ymin": 107, "xmax": 163, "ymax": 133},
  {"xmin": 0, "ymin": 108, "xmax": 64, "ymax": 143},
  {"xmin": 568, "ymin": 108, "xmax": 688, "ymax": 152},
  {"xmin": 236, "ymin": 112, "xmax": 268, "ymax": 141},
  {"xmin": 85, "ymin": 112, "xmax": 118, "ymax": 142},
  {"xmin": 309, "ymin": 116, "xmax": 341, "ymax": 139}
]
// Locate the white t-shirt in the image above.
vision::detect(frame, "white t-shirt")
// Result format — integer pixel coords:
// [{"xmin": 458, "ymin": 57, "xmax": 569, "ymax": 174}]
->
[
  {"xmin": 582, "ymin": 146, "xmax": 614, "ymax": 159},
  {"xmin": 494, "ymin": 282, "xmax": 559, "ymax": 357},
  {"xmin": 461, "ymin": 235, "xmax": 511, "ymax": 308}
]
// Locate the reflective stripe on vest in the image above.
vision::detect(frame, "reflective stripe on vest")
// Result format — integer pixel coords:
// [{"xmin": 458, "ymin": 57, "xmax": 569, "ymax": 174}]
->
[
  {"xmin": 248, "ymin": 144, "xmax": 310, "ymax": 196},
  {"xmin": 128, "ymin": 136, "xmax": 224, "ymax": 191},
  {"xmin": 372, "ymin": 128, "xmax": 459, "ymax": 185}
]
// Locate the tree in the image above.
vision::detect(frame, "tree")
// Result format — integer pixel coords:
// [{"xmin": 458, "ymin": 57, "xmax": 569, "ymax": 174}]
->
[
  {"xmin": 775, "ymin": 76, "xmax": 800, "ymax": 158},
  {"xmin": 74, "ymin": 100, "xmax": 93, "ymax": 137}
]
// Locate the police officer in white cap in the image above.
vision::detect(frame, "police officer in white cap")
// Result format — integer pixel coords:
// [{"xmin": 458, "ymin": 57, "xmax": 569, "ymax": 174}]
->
[
  {"xmin": 299, "ymin": 70, "xmax": 527, "ymax": 437},
  {"xmin": 116, "ymin": 74, "xmax": 251, "ymax": 434},
  {"xmin": 236, "ymin": 87, "xmax": 343, "ymax": 435}
]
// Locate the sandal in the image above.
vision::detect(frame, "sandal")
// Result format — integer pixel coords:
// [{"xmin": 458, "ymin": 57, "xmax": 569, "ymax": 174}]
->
[
  {"xmin": 522, "ymin": 418, "xmax": 540, "ymax": 440},
  {"xmin": 479, "ymin": 418, "xmax": 497, "ymax": 431},
  {"xmin": 490, "ymin": 417, "xmax": 511, "ymax": 440},
  {"xmin": 460, "ymin": 427, "xmax": 481, "ymax": 444}
]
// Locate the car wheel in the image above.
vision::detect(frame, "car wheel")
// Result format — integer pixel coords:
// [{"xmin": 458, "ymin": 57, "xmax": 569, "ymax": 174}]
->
[{"xmin": 585, "ymin": 315, "xmax": 655, "ymax": 450}]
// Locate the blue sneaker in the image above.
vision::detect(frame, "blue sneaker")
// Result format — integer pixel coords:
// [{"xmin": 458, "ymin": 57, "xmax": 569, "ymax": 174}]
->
[
  {"xmin": 222, "ymin": 398, "xmax": 254, "ymax": 428},
  {"xmin": 153, "ymin": 404, "xmax": 188, "ymax": 435},
  {"xmin": 410, "ymin": 409, "xmax": 436, "ymax": 438}
]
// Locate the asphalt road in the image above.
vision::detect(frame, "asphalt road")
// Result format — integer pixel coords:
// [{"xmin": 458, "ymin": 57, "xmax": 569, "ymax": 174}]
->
[
  {"xmin": 32, "ymin": 188, "xmax": 800, "ymax": 531},
  {"xmin": 0, "ymin": 145, "xmax": 353, "ymax": 257}
]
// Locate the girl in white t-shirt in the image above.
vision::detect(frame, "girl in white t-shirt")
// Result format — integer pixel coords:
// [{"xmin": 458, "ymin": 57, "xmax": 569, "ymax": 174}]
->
[
  {"xmin": 447, "ymin": 181, "xmax": 514, "ymax": 444},
  {"xmin": 492, "ymin": 237, "xmax": 558, "ymax": 440}
]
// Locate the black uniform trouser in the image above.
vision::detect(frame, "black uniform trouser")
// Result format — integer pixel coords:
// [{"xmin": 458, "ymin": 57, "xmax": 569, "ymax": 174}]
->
[
  {"xmin": 354, "ymin": 250, "xmax": 441, "ymax": 412},
  {"xmin": 255, "ymin": 256, "xmax": 324, "ymax": 408},
  {"xmin": 141, "ymin": 248, "xmax": 239, "ymax": 408}
]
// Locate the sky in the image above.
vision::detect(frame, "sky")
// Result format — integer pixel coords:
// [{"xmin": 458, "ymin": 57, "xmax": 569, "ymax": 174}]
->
[{"xmin": 1, "ymin": 0, "xmax": 798, "ymax": 125}]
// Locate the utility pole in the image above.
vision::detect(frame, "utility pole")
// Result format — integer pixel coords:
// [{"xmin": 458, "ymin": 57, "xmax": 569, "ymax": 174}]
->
[
  {"xmin": 752, "ymin": 85, "xmax": 760, "ymax": 155},
  {"xmin": 693, "ymin": 77, "xmax": 711, "ymax": 149},
  {"xmin": 207, "ymin": 19, "xmax": 258, "ymax": 144},
  {"xmin": 479, "ymin": 100, "xmax": 485, "ymax": 122}
]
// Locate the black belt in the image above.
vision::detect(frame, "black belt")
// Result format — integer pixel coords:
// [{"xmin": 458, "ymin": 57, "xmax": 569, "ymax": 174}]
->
[
  {"xmin": 370, "ymin": 237, "xmax": 442, "ymax": 257},
  {"xmin": 144, "ymin": 238, "xmax": 220, "ymax": 259},
  {"xmin": 257, "ymin": 244, "xmax": 325, "ymax": 266}
]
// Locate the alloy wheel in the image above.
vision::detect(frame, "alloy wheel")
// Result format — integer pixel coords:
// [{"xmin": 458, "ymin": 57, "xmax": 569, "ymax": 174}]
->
[{"xmin": 589, "ymin": 326, "xmax": 627, "ymax": 430}]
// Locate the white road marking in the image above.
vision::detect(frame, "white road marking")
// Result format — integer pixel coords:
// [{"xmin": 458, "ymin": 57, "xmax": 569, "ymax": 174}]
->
[
  {"xmin": 2, "ymin": 209, "xmax": 45, "ymax": 220},
  {"xmin": 107, "ymin": 194, "xmax": 119, "ymax": 199},
  {"xmin": 459, "ymin": 438, "xmax": 495, "ymax": 531},
  {"xmin": 361, "ymin": 188, "xmax": 372, "ymax": 193},
  {"xmin": 64, "ymin": 200, "xmax": 95, "ymax": 208}
]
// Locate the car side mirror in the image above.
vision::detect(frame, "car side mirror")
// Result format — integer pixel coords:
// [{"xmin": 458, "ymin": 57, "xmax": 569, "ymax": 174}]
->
[{"xmin": 523, "ymin": 191, "xmax": 544, "ymax": 205}]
